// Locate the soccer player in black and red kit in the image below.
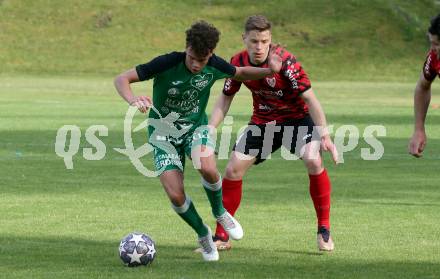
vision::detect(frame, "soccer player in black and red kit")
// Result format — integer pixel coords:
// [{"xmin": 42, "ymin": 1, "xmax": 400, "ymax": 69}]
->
[
  {"xmin": 409, "ymin": 13, "xmax": 440, "ymax": 157},
  {"xmin": 208, "ymin": 15, "xmax": 338, "ymax": 251}
]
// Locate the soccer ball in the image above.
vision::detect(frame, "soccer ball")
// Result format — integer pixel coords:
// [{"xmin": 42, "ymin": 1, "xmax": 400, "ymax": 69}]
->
[{"xmin": 119, "ymin": 232, "xmax": 156, "ymax": 267}]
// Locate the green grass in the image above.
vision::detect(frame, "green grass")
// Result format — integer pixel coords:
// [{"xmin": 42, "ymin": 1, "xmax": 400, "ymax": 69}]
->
[
  {"xmin": 2, "ymin": 1, "xmax": 439, "ymax": 277},
  {"xmin": 0, "ymin": 0, "xmax": 436, "ymax": 80},
  {"xmin": 1, "ymin": 76, "xmax": 440, "ymax": 278}
]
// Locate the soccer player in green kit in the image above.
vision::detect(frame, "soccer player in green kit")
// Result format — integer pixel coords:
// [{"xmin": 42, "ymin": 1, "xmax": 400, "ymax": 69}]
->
[{"xmin": 114, "ymin": 20, "xmax": 282, "ymax": 261}]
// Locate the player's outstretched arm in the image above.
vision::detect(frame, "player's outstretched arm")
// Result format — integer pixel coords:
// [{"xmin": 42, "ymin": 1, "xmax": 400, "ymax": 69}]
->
[
  {"xmin": 233, "ymin": 45, "xmax": 283, "ymax": 81},
  {"xmin": 409, "ymin": 72, "xmax": 432, "ymax": 158},
  {"xmin": 301, "ymin": 89, "xmax": 338, "ymax": 164},
  {"xmin": 114, "ymin": 69, "xmax": 152, "ymax": 114},
  {"xmin": 209, "ymin": 93, "xmax": 235, "ymax": 128}
]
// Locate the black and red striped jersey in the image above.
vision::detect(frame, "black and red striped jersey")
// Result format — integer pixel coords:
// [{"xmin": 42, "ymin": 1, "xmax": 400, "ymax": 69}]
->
[
  {"xmin": 223, "ymin": 48, "xmax": 311, "ymax": 124},
  {"xmin": 423, "ymin": 49, "xmax": 440, "ymax": 81}
]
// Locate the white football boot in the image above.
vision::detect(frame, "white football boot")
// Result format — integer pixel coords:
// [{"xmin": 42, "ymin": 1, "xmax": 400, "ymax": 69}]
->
[
  {"xmin": 198, "ymin": 226, "xmax": 219, "ymax": 261},
  {"xmin": 216, "ymin": 211, "xmax": 243, "ymax": 240},
  {"xmin": 317, "ymin": 226, "xmax": 335, "ymax": 251}
]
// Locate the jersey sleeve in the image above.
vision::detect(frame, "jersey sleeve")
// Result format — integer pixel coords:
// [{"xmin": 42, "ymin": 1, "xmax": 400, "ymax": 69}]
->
[
  {"xmin": 222, "ymin": 56, "xmax": 242, "ymax": 96},
  {"xmin": 423, "ymin": 51, "xmax": 438, "ymax": 81},
  {"xmin": 135, "ymin": 52, "xmax": 183, "ymax": 81},
  {"xmin": 281, "ymin": 55, "xmax": 311, "ymax": 96},
  {"xmin": 208, "ymin": 54, "xmax": 237, "ymax": 79},
  {"xmin": 222, "ymin": 77, "xmax": 242, "ymax": 96}
]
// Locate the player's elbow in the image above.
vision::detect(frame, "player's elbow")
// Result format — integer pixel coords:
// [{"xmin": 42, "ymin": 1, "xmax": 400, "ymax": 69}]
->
[
  {"xmin": 417, "ymin": 74, "xmax": 432, "ymax": 92},
  {"xmin": 300, "ymin": 88, "xmax": 315, "ymax": 103},
  {"xmin": 114, "ymin": 73, "xmax": 129, "ymax": 89},
  {"xmin": 113, "ymin": 74, "xmax": 123, "ymax": 87},
  {"xmin": 232, "ymin": 67, "xmax": 245, "ymax": 81},
  {"xmin": 419, "ymin": 81, "xmax": 431, "ymax": 92},
  {"xmin": 415, "ymin": 84, "xmax": 431, "ymax": 99}
]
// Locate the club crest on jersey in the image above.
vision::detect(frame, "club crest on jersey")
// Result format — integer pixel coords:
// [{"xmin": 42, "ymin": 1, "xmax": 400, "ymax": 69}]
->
[
  {"xmin": 266, "ymin": 77, "xmax": 276, "ymax": 88},
  {"xmin": 191, "ymin": 73, "xmax": 213, "ymax": 91}
]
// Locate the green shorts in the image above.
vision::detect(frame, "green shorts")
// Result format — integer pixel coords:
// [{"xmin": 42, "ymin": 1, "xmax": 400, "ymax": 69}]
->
[{"xmin": 149, "ymin": 125, "xmax": 215, "ymax": 174}]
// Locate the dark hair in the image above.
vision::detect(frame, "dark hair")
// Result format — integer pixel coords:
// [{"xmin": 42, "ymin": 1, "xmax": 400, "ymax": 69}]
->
[
  {"xmin": 185, "ymin": 20, "xmax": 220, "ymax": 57},
  {"xmin": 429, "ymin": 13, "xmax": 440, "ymax": 36},
  {"xmin": 245, "ymin": 15, "xmax": 272, "ymax": 33}
]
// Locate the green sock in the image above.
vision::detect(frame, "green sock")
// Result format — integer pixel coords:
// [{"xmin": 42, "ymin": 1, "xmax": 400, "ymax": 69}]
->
[
  {"xmin": 202, "ymin": 176, "xmax": 226, "ymax": 218},
  {"xmin": 172, "ymin": 197, "xmax": 208, "ymax": 237}
]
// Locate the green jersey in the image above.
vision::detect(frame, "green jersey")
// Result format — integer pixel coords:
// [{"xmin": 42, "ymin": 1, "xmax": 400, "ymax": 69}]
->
[
  {"xmin": 135, "ymin": 52, "xmax": 236, "ymax": 173},
  {"xmin": 136, "ymin": 52, "xmax": 236, "ymax": 129}
]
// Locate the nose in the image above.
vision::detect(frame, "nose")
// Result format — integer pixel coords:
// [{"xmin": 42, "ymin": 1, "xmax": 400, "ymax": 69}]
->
[{"xmin": 255, "ymin": 42, "xmax": 262, "ymax": 51}]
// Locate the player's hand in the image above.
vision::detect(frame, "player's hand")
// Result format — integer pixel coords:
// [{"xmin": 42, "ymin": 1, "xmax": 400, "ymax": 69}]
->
[
  {"xmin": 268, "ymin": 44, "xmax": 284, "ymax": 73},
  {"xmin": 129, "ymin": 95, "xmax": 152, "ymax": 114},
  {"xmin": 408, "ymin": 130, "xmax": 426, "ymax": 158},
  {"xmin": 321, "ymin": 135, "xmax": 339, "ymax": 164}
]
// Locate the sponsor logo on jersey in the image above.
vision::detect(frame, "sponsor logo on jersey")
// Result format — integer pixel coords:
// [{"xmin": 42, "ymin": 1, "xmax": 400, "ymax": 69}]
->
[
  {"xmin": 272, "ymin": 90, "xmax": 283, "ymax": 97},
  {"xmin": 424, "ymin": 54, "xmax": 432, "ymax": 76},
  {"xmin": 168, "ymin": 87, "xmax": 180, "ymax": 97},
  {"xmin": 191, "ymin": 73, "xmax": 213, "ymax": 91},
  {"xmin": 255, "ymin": 89, "xmax": 284, "ymax": 97},
  {"xmin": 164, "ymin": 98, "xmax": 200, "ymax": 112},
  {"xmin": 161, "ymin": 107, "xmax": 170, "ymax": 114},
  {"xmin": 266, "ymin": 77, "xmax": 276, "ymax": 88},
  {"xmin": 224, "ymin": 78, "xmax": 232, "ymax": 92},
  {"xmin": 182, "ymin": 89, "xmax": 198, "ymax": 101},
  {"xmin": 285, "ymin": 68, "xmax": 299, "ymax": 89},
  {"xmin": 258, "ymin": 104, "xmax": 271, "ymax": 111},
  {"xmin": 155, "ymin": 153, "xmax": 183, "ymax": 170},
  {"xmin": 190, "ymin": 106, "xmax": 199, "ymax": 113}
]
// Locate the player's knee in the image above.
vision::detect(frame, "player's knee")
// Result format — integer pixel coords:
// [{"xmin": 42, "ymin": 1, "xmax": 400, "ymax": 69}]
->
[
  {"xmin": 199, "ymin": 165, "xmax": 218, "ymax": 181},
  {"xmin": 304, "ymin": 158, "xmax": 323, "ymax": 175},
  {"xmin": 169, "ymin": 192, "xmax": 186, "ymax": 207},
  {"xmin": 225, "ymin": 164, "xmax": 244, "ymax": 180}
]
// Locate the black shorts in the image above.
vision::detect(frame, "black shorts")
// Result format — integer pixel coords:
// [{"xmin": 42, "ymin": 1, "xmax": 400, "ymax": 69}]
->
[{"xmin": 232, "ymin": 115, "xmax": 319, "ymax": 165}]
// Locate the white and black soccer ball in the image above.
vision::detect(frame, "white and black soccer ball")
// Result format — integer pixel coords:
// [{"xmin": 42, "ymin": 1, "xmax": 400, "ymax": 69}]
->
[{"xmin": 119, "ymin": 232, "xmax": 156, "ymax": 267}]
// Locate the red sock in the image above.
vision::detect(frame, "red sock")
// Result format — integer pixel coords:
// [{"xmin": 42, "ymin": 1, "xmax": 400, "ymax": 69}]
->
[
  {"xmin": 215, "ymin": 178, "xmax": 242, "ymax": 240},
  {"xmin": 309, "ymin": 169, "xmax": 332, "ymax": 230}
]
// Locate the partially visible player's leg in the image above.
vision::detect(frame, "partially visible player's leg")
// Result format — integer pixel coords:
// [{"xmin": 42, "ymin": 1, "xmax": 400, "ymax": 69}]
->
[
  {"xmin": 191, "ymin": 144, "xmax": 223, "ymax": 216},
  {"xmin": 290, "ymin": 116, "xmax": 334, "ymax": 251},
  {"xmin": 214, "ymin": 122, "xmax": 280, "ymax": 248},
  {"xmin": 214, "ymin": 123, "xmax": 265, "ymax": 244},
  {"xmin": 160, "ymin": 170, "xmax": 208, "ymax": 238},
  {"xmin": 160, "ymin": 170, "xmax": 219, "ymax": 261},
  {"xmin": 214, "ymin": 151, "xmax": 256, "ymax": 243},
  {"xmin": 302, "ymin": 142, "xmax": 334, "ymax": 251},
  {"xmin": 189, "ymin": 127, "xmax": 224, "ymax": 218},
  {"xmin": 153, "ymin": 139, "xmax": 218, "ymax": 261},
  {"xmin": 192, "ymin": 144, "xmax": 243, "ymax": 241}
]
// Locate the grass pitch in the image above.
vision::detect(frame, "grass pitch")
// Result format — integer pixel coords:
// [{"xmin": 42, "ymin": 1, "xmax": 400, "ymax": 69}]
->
[
  {"xmin": 0, "ymin": 76, "xmax": 439, "ymax": 278},
  {"xmin": 0, "ymin": 0, "xmax": 434, "ymax": 81}
]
